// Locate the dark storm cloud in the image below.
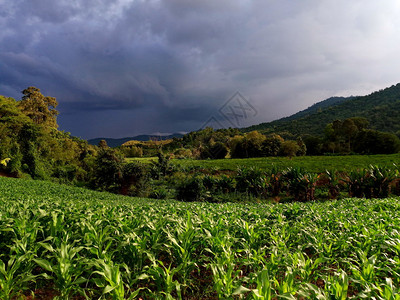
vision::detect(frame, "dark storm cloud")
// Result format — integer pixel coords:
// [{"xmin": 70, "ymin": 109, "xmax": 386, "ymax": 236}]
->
[{"xmin": 1, "ymin": 0, "xmax": 400, "ymax": 138}]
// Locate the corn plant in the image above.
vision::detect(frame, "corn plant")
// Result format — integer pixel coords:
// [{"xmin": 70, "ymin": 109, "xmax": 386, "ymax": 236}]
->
[
  {"xmin": 2, "ymin": 177, "xmax": 400, "ymax": 298},
  {"xmin": 374, "ymin": 278, "xmax": 400, "ymax": 300},
  {"xmin": 323, "ymin": 271, "xmax": 349, "ymax": 300},
  {"xmin": 163, "ymin": 212, "xmax": 198, "ymax": 287},
  {"xmin": 146, "ymin": 257, "xmax": 182, "ymax": 300},
  {"xmin": 91, "ymin": 259, "xmax": 128, "ymax": 299},
  {"xmin": 34, "ymin": 238, "xmax": 87, "ymax": 299},
  {"xmin": 234, "ymin": 269, "xmax": 272, "ymax": 299},
  {"xmin": 0, "ymin": 254, "xmax": 36, "ymax": 300}
]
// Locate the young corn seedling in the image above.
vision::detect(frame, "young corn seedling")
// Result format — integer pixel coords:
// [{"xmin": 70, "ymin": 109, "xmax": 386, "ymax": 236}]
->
[
  {"xmin": 82, "ymin": 221, "xmax": 115, "ymax": 261},
  {"xmin": 235, "ymin": 268, "xmax": 273, "ymax": 300},
  {"xmin": 92, "ymin": 259, "xmax": 131, "ymax": 300},
  {"xmin": 323, "ymin": 271, "xmax": 349, "ymax": 300},
  {"xmin": 272, "ymin": 267, "xmax": 298, "ymax": 299},
  {"xmin": 146, "ymin": 258, "xmax": 182, "ymax": 300},
  {"xmin": 163, "ymin": 212, "xmax": 198, "ymax": 287},
  {"xmin": 0, "ymin": 254, "xmax": 36, "ymax": 300},
  {"xmin": 374, "ymin": 277, "xmax": 400, "ymax": 300},
  {"xmin": 34, "ymin": 239, "xmax": 87, "ymax": 299},
  {"xmin": 290, "ymin": 252, "xmax": 325, "ymax": 282},
  {"xmin": 121, "ymin": 231, "xmax": 149, "ymax": 274}
]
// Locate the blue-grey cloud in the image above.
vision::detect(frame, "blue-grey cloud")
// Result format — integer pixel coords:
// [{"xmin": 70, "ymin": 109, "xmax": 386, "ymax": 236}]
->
[{"xmin": 1, "ymin": 0, "xmax": 400, "ymax": 138}]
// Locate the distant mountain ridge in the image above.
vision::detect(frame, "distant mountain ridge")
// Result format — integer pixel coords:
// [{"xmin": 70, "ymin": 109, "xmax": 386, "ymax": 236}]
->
[
  {"xmin": 245, "ymin": 83, "xmax": 400, "ymax": 136},
  {"xmin": 88, "ymin": 133, "xmax": 184, "ymax": 147}
]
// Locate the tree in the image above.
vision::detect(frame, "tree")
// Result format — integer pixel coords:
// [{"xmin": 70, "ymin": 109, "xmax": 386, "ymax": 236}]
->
[
  {"xmin": 18, "ymin": 87, "xmax": 59, "ymax": 128},
  {"xmin": 200, "ymin": 142, "xmax": 228, "ymax": 159},
  {"xmin": 279, "ymin": 140, "xmax": 300, "ymax": 158},
  {"xmin": 302, "ymin": 135, "xmax": 322, "ymax": 155},
  {"xmin": 230, "ymin": 131, "xmax": 265, "ymax": 158},
  {"xmin": 296, "ymin": 137, "xmax": 307, "ymax": 156},
  {"xmin": 91, "ymin": 148, "xmax": 123, "ymax": 192},
  {"xmin": 98, "ymin": 139, "xmax": 108, "ymax": 149},
  {"xmin": 353, "ymin": 129, "xmax": 400, "ymax": 154},
  {"xmin": 262, "ymin": 134, "xmax": 284, "ymax": 156}
]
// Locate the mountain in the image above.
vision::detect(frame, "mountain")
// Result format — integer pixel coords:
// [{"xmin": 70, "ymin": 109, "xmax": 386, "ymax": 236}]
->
[
  {"xmin": 245, "ymin": 83, "xmax": 400, "ymax": 136},
  {"xmin": 88, "ymin": 133, "xmax": 184, "ymax": 147}
]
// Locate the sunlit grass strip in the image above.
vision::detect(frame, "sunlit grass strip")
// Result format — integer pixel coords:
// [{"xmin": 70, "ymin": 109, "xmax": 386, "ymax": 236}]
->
[{"xmin": 171, "ymin": 153, "xmax": 400, "ymax": 173}]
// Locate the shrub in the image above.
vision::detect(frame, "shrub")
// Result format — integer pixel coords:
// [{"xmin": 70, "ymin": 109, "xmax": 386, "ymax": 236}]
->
[
  {"xmin": 324, "ymin": 170, "xmax": 342, "ymax": 199},
  {"xmin": 215, "ymin": 175, "xmax": 236, "ymax": 194},
  {"xmin": 174, "ymin": 148, "xmax": 192, "ymax": 159},
  {"xmin": 279, "ymin": 140, "xmax": 300, "ymax": 158},
  {"xmin": 122, "ymin": 162, "xmax": 149, "ymax": 196},
  {"xmin": 282, "ymin": 167, "xmax": 318, "ymax": 202},
  {"xmin": 176, "ymin": 176, "xmax": 205, "ymax": 202},
  {"xmin": 200, "ymin": 142, "xmax": 228, "ymax": 159},
  {"xmin": 124, "ymin": 146, "xmax": 143, "ymax": 158},
  {"xmin": 91, "ymin": 148, "xmax": 123, "ymax": 192},
  {"xmin": 346, "ymin": 169, "xmax": 368, "ymax": 198},
  {"xmin": 150, "ymin": 152, "xmax": 173, "ymax": 179},
  {"xmin": 236, "ymin": 167, "xmax": 268, "ymax": 197},
  {"xmin": 149, "ymin": 186, "xmax": 169, "ymax": 199},
  {"xmin": 266, "ymin": 166, "xmax": 284, "ymax": 197},
  {"xmin": 364, "ymin": 165, "xmax": 397, "ymax": 198}
]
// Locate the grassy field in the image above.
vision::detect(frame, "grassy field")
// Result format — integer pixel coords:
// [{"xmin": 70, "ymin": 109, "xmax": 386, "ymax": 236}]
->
[
  {"xmin": 1, "ymin": 177, "xmax": 400, "ymax": 298},
  {"xmin": 127, "ymin": 153, "xmax": 400, "ymax": 173},
  {"xmin": 172, "ymin": 154, "xmax": 400, "ymax": 173}
]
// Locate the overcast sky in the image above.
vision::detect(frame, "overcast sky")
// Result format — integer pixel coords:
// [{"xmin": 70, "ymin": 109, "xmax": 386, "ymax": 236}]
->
[{"xmin": 1, "ymin": 0, "xmax": 400, "ymax": 139}]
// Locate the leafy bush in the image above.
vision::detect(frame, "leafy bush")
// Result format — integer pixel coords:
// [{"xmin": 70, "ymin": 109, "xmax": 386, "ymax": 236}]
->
[
  {"xmin": 266, "ymin": 166, "xmax": 284, "ymax": 197},
  {"xmin": 173, "ymin": 148, "xmax": 192, "ymax": 159},
  {"xmin": 91, "ymin": 148, "xmax": 123, "ymax": 192},
  {"xmin": 122, "ymin": 162, "xmax": 149, "ymax": 196},
  {"xmin": 176, "ymin": 176, "xmax": 206, "ymax": 202},
  {"xmin": 283, "ymin": 167, "xmax": 318, "ymax": 202},
  {"xmin": 324, "ymin": 170, "xmax": 342, "ymax": 199},
  {"xmin": 346, "ymin": 166, "xmax": 397, "ymax": 199},
  {"xmin": 346, "ymin": 169, "xmax": 368, "ymax": 198},
  {"xmin": 151, "ymin": 152, "xmax": 174, "ymax": 179},
  {"xmin": 364, "ymin": 165, "xmax": 397, "ymax": 198},
  {"xmin": 200, "ymin": 142, "xmax": 228, "ymax": 159},
  {"xmin": 215, "ymin": 175, "xmax": 236, "ymax": 194},
  {"xmin": 279, "ymin": 140, "xmax": 300, "ymax": 158},
  {"xmin": 236, "ymin": 167, "xmax": 268, "ymax": 197},
  {"xmin": 124, "ymin": 146, "xmax": 143, "ymax": 158},
  {"xmin": 149, "ymin": 186, "xmax": 169, "ymax": 199}
]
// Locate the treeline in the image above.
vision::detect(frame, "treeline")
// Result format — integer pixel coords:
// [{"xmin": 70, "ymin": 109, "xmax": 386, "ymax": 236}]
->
[
  {"xmin": 122, "ymin": 116, "xmax": 400, "ymax": 160},
  {"xmin": 305, "ymin": 117, "xmax": 400, "ymax": 155},
  {"xmin": 0, "ymin": 87, "xmax": 138, "ymax": 194},
  {"xmin": 122, "ymin": 128, "xmax": 308, "ymax": 159},
  {"xmin": 0, "ymin": 87, "xmax": 96, "ymax": 181}
]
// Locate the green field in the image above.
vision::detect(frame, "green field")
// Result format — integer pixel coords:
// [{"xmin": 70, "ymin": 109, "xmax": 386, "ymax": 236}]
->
[
  {"xmin": 127, "ymin": 154, "xmax": 400, "ymax": 173},
  {"xmin": 172, "ymin": 154, "xmax": 400, "ymax": 173},
  {"xmin": 1, "ymin": 177, "xmax": 400, "ymax": 299}
]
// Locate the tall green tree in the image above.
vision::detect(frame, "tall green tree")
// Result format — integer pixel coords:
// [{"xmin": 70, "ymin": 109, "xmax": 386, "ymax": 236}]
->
[{"xmin": 18, "ymin": 87, "xmax": 59, "ymax": 128}]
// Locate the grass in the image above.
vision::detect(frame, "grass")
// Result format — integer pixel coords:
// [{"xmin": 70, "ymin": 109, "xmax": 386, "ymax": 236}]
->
[
  {"xmin": 1, "ymin": 177, "xmax": 400, "ymax": 298},
  {"xmin": 170, "ymin": 153, "xmax": 400, "ymax": 173},
  {"xmin": 126, "ymin": 157, "xmax": 157, "ymax": 164}
]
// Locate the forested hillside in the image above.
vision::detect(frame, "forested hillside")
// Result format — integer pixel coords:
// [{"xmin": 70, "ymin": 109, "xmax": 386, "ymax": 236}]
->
[{"xmin": 246, "ymin": 83, "xmax": 400, "ymax": 136}]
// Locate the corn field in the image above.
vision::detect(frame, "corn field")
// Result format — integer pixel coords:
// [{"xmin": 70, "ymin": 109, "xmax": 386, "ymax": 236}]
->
[{"xmin": 1, "ymin": 177, "xmax": 400, "ymax": 299}]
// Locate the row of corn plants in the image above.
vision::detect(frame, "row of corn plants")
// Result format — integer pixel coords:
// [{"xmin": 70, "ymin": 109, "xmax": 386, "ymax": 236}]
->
[
  {"xmin": 175, "ymin": 165, "xmax": 400, "ymax": 202},
  {"xmin": 1, "ymin": 177, "xmax": 400, "ymax": 298}
]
